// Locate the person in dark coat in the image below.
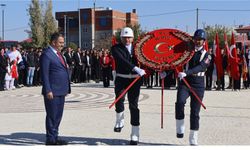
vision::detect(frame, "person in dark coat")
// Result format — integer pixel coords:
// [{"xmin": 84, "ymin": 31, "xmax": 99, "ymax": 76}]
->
[
  {"xmin": 111, "ymin": 27, "xmax": 146, "ymax": 145},
  {"xmin": 161, "ymin": 29, "xmax": 210, "ymax": 145},
  {"xmin": 0, "ymin": 48, "xmax": 8, "ymax": 91}
]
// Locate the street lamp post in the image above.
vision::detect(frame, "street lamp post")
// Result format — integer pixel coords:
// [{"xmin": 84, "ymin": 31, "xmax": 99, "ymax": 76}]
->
[
  {"xmin": 93, "ymin": 0, "xmax": 96, "ymax": 49},
  {"xmin": 78, "ymin": 0, "xmax": 81, "ymax": 49},
  {"xmin": 63, "ymin": 15, "xmax": 73, "ymax": 47},
  {"xmin": 1, "ymin": 4, "xmax": 6, "ymax": 40},
  {"xmin": 64, "ymin": 15, "xmax": 67, "ymax": 47}
]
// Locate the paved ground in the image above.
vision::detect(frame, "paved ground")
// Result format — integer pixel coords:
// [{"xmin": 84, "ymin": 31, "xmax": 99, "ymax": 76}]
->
[{"xmin": 0, "ymin": 82, "xmax": 250, "ymax": 145}]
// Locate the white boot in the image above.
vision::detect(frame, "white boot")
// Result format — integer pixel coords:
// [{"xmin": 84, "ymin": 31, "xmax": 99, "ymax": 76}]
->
[
  {"xmin": 176, "ymin": 119, "xmax": 185, "ymax": 138},
  {"xmin": 114, "ymin": 112, "xmax": 124, "ymax": 132},
  {"xmin": 189, "ymin": 130, "xmax": 198, "ymax": 146},
  {"xmin": 130, "ymin": 125, "xmax": 139, "ymax": 145}
]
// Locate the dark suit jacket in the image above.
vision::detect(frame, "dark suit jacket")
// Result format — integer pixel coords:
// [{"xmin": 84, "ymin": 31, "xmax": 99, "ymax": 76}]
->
[
  {"xmin": 0, "ymin": 54, "xmax": 7, "ymax": 74},
  {"xmin": 64, "ymin": 52, "xmax": 74, "ymax": 67},
  {"xmin": 73, "ymin": 52, "xmax": 82, "ymax": 66},
  {"xmin": 111, "ymin": 43, "xmax": 138, "ymax": 75},
  {"xmin": 82, "ymin": 55, "xmax": 92, "ymax": 68},
  {"xmin": 40, "ymin": 47, "xmax": 71, "ymax": 96}
]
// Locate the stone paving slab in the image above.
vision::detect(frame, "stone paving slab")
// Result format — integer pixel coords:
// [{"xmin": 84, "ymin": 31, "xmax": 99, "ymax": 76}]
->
[{"xmin": 0, "ymin": 82, "xmax": 250, "ymax": 145}]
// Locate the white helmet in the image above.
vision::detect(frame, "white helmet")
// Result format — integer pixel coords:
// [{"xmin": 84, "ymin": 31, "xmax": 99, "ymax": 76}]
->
[{"xmin": 120, "ymin": 27, "xmax": 134, "ymax": 38}]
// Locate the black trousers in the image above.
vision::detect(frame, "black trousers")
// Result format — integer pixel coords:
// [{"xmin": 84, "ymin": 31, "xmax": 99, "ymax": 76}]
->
[
  {"xmin": 102, "ymin": 67, "xmax": 110, "ymax": 87},
  {"xmin": 146, "ymin": 74, "xmax": 153, "ymax": 88},
  {"xmin": 0, "ymin": 72, "xmax": 5, "ymax": 90},
  {"xmin": 220, "ymin": 75, "xmax": 225, "ymax": 90},
  {"xmin": 175, "ymin": 82, "xmax": 204, "ymax": 130},
  {"xmin": 205, "ymin": 72, "xmax": 213, "ymax": 89},
  {"xmin": 233, "ymin": 79, "xmax": 241, "ymax": 90},
  {"xmin": 114, "ymin": 76, "xmax": 142, "ymax": 126},
  {"xmin": 74, "ymin": 65, "xmax": 82, "ymax": 83},
  {"xmin": 44, "ymin": 95, "xmax": 65, "ymax": 143}
]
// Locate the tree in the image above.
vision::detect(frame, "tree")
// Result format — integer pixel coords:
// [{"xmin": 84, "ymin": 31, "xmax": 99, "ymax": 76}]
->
[
  {"xmin": 28, "ymin": 0, "xmax": 44, "ymax": 48},
  {"xmin": 128, "ymin": 23, "xmax": 142, "ymax": 42},
  {"xmin": 94, "ymin": 33, "xmax": 113, "ymax": 49},
  {"xmin": 20, "ymin": 41, "xmax": 33, "ymax": 50},
  {"xmin": 114, "ymin": 23, "xmax": 146, "ymax": 44},
  {"xmin": 68, "ymin": 42, "xmax": 78, "ymax": 51},
  {"xmin": 43, "ymin": 0, "xmax": 58, "ymax": 47},
  {"xmin": 204, "ymin": 24, "xmax": 233, "ymax": 48}
]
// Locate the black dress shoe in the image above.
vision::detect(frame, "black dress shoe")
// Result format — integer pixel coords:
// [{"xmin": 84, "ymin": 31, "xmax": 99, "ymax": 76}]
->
[
  {"xmin": 45, "ymin": 139, "xmax": 68, "ymax": 145},
  {"xmin": 56, "ymin": 139, "xmax": 68, "ymax": 145},
  {"xmin": 45, "ymin": 141, "xmax": 57, "ymax": 145},
  {"xmin": 130, "ymin": 140, "xmax": 138, "ymax": 145},
  {"xmin": 177, "ymin": 133, "xmax": 184, "ymax": 138},
  {"xmin": 114, "ymin": 126, "xmax": 123, "ymax": 132}
]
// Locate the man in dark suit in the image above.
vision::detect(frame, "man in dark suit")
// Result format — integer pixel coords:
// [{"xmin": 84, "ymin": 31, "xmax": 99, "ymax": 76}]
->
[
  {"xmin": 40, "ymin": 33, "xmax": 71, "ymax": 145},
  {"xmin": 82, "ymin": 50, "xmax": 92, "ymax": 83},
  {"xmin": 64, "ymin": 47, "xmax": 74, "ymax": 82},
  {"xmin": 73, "ymin": 47, "xmax": 83, "ymax": 83},
  {"xmin": 0, "ymin": 48, "xmax": 7, "ymax": 91}
]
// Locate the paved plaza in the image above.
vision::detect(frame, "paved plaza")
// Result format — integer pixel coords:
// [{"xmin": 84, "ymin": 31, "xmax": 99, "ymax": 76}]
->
[{"xmin": 0, "ymin": 82, "xmax": 250, "ymax": 145}]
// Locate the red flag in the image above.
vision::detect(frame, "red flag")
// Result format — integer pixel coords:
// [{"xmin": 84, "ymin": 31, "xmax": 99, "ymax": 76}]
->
[
  {"xmin": 204, "ymin": 40, "xmax": 209, "ymax": 51},
  {"xmin": 214, "ymin": 33, "xmax": 224, "ymax": 79},
  {"xmin": 110, "ymin": 56, "xmax": 116, "ymax": 71},
  {"xmin": 242, "ymin": 35, "xmax": 248, "ymax": 81},
  {"xmin": 242, "ymin": 55, "xmax": 248, "ymax": 81},
  {"xmin": 224, "ymin": 32, "xmax": 231, "ymax": 73},
  {"xmin": 112, "ymin": 35, "xmax": 117, "ymax": 46},
  {"xmin": 229, "ymin": 32, "xmax": 240, "ymax": 80}
]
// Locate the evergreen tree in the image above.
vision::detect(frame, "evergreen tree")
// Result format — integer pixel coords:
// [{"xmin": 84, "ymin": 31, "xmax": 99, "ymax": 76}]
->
[
  {"xmin": 43, "ymin": 0, "xmax": 58, "ymax": 47},
  {"xmin": 28, "ymin": 0, "xmax": 44, "ymax": 48},
  {"xmin": 204, "ymin": 24, "xmax": 233, "ymax": 48}
]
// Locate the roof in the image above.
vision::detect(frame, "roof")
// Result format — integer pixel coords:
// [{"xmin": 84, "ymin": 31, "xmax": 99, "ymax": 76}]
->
[
  {"xmin": 0, "ymin": 40, "xmax": 18, "ymax": 42},
  {"xmin": 235, "ymin": 25, "xmax": 250, "ymax": 33},
  {"xmin": 21, "ymin": 38, "xmax": 32, "ymax": 43}
]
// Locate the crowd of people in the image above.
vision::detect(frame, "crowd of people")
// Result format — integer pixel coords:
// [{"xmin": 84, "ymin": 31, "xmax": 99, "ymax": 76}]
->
[
  {"xmin": 0, "ymin": 42, "xmax": 250, "ymax": 92},
  {"xmin": 142, "ymin": 45, "xmax": 250, "ymax": 91},
  {"xmin": 1, "ymin": 29, "xmax": 250, "ymax": 146},
  {"xmin": 0, "ymin": 44, "xmax": 117, "ymax": 91}
]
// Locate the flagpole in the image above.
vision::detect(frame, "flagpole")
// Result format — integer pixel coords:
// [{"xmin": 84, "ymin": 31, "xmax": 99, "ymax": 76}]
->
[
  {"xmin": 161, "ymin": 73, "xmax": 164, "ymax": 129},
  {"xmin": 78, "ymin": 0, "xmax": 81, "ymax": 48},
  {"xmin": 196, "ymin": 8, "xmax": 199, "ymax": 30}
]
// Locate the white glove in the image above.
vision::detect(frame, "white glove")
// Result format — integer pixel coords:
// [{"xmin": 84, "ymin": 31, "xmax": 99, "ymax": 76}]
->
[
  {"xmin": 178, "ymin": 72, "xmax": 186, "ymax": 80},
  {"xmin": 112, "ymin": 70, "xmax": 116, "ymax": 81},
  {"xmin": 160, "ymin": 71, "xmax": 166, "ymax": 79},
  {"xmin": 133, "ymin": 66, "xmax": 146, "ymax": 77}
]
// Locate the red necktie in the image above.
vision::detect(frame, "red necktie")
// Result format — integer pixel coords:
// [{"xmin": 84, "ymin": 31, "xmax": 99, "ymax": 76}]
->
[{"xmin": 57, "ymin": 51, "xmax": 66, "ymax": 67}]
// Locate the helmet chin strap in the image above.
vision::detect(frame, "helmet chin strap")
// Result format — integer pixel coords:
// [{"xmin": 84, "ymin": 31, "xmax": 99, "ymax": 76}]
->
[{"xmin": 195, "ymin": 46, "xmax": 203, "ymax": 52}]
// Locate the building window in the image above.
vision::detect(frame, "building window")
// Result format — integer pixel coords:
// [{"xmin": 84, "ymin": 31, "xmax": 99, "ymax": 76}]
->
[
  {"xmin": 99, "ymin": 17, "xmax": 107, "ymax": 27},
  {"xmin": 83, "ymin": 42, "xmax": 88, "ymax": 48},
  {"xmin": 83, "ymin": 27, "xmax": 88, "ymax": 32},
  {"xmin": 82, "ymin": 13, "xmax": 88, "ymax": 23},
  {"xmin": 68, "ymin": 18, "xmax": 78, "ymax": 28},
  {"xmin": 58, "ymin": 18, "xmax": 64, "ymax": 28}
]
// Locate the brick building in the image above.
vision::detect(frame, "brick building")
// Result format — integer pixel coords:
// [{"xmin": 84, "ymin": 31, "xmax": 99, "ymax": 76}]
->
[
  {"xmin": 55, "ymin": 7, "xmax": 138, "ymax": 49},
  {"xmin": 235, "ymin": 25, "xmax": 250, "ymax": 48}
]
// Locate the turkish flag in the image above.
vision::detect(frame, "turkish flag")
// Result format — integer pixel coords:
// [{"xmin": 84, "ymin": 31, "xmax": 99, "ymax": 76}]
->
[
  {"xmin": 229, "ymin": 32, "xmax": 240, "ymax": 80},
  {"xmin": 224, "ymin": 32, "xmax": 231, "ymax": 73},
  {"xmin": 112, "ymin": 35, "xmax": 117, "ymax": 46},
  {"xmin": 204, "ymin": 40, "xmax": 209, "ymax": 51},
  {"xmin": 214, "ymin": 33, "xmax": 224, "ymax": 79}
]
